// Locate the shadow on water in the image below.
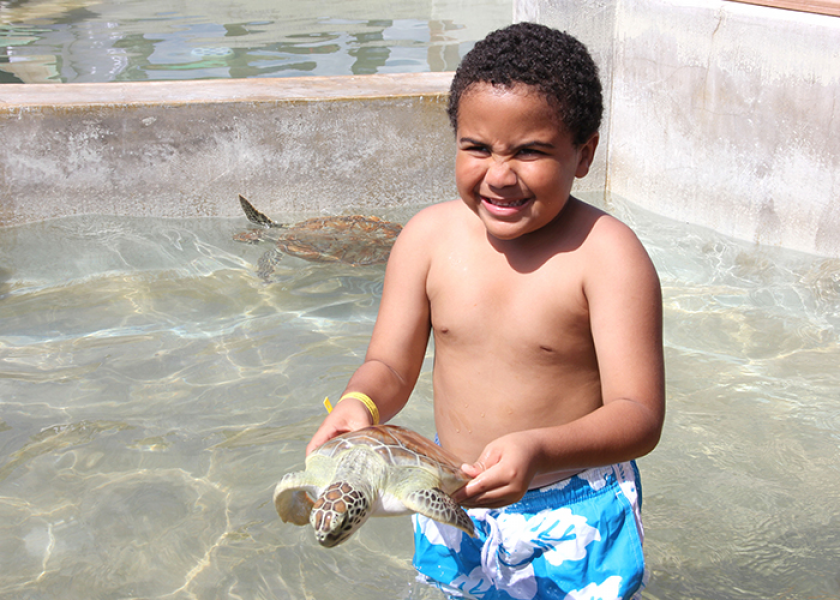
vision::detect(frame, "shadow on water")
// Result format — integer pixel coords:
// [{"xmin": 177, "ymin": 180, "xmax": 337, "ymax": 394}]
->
[{"xmin": 0, "ymin": 420, "xmax": 134, "ymax": 484}]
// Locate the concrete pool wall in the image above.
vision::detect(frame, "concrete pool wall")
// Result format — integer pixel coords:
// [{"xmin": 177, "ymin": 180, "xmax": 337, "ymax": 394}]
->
[
  {"xmin": 518, "ymin": 0, "xmax": 840, "ymax": 257},
  {"xmin": 2, "ymin": 0, "xmax": 839, "ymax": 257},
  {"xmin": 0, "ymin": 73, "xmax": 455, "ymax": 225}
]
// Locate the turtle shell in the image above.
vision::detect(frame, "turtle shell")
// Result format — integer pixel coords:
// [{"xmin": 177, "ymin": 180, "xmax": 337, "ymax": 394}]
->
[
  {"xmin": 273, "ymin": 424, "xmax": 475, "ymax": 546},
  {"xmin": 312, "ymin": 425, "xmax": 468, "ymax": 484},
  {"xmin": 233, "ymin": 195, "xmax": 402, "ymax": 266},
  {"xmin": 273, "ymin": 215, "xmax": 401, "ymax": 265}
]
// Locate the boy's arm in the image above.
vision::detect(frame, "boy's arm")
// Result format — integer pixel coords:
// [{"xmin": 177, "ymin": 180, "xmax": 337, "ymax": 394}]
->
[
  {"xmin": 305, "ymin": 208, "xmax": 435, "ymax": 454},
  {"xmin": 456, "ymin": 218, "xmax": 665, "ymax": 506}
]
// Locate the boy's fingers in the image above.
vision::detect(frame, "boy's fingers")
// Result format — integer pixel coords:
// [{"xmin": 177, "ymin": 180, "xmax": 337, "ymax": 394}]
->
[
  {"xmin": 306, "ymin": 422, "xmax": 351, "ymax": 455},
  {"xmin": 456, "ymin": 464, "xmax": 506, "ymax": 502},
  {"xmin": 305, "ymin": 431, "xmax": 331, "ymax": 455},
  {"xmin": 460, "ymin": 461, "xmax": 485, "ymax": 478},
  {"xmin": 451, "ymin": 459, "xmax": 491, "ymax": 501},
  {"xmin": 458, "ymin": 484, "xmax": 513, "ymax": 508},
  {"xmin": 305, "ymin": 399, "xmax": 378, "ymax": 455},
  {"xmin": 453, "ymin": 470, "xmax": 484, "ymax": 503}
]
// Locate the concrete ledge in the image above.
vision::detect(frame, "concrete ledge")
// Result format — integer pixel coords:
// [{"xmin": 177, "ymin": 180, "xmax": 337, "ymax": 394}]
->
[
  {"xmin": 0, "ymin": 73, "xmax": 455, "ymax": 226},
  {"xmin": 0, "ymin": 72, "xmax": 455, "ymax": 106}
]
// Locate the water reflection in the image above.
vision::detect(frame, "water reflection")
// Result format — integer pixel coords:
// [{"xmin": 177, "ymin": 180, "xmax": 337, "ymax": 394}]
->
[{"xmin": 0, "ymin": 0, "xmax": 512, "ymax": 83}]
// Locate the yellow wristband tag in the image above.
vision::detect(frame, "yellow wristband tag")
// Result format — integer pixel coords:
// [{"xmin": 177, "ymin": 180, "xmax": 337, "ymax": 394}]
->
[
  {"xmin": 339, "ymin": 392, "xmax": 380, "ymax": 425},
  {"xmin": 322, "ymin": 393, "xmax": 379, "ymax": 425}
]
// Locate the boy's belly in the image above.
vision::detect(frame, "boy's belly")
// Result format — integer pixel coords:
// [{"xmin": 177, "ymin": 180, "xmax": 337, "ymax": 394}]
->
[{"xmin": 431, "ymin": 347, "xmax": 603, "ymax": 479}]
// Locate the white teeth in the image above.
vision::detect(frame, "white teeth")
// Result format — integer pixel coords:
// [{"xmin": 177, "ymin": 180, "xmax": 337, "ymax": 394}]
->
[{"xmin": 485, "ymin": 197, "xmax": 527, "ymax": 207}]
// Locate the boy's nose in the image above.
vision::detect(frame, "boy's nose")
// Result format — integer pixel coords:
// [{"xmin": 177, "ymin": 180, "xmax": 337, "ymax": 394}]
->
[{"xmin": 485, "ymin": 159, "xmax": 517, "ymax": 188}]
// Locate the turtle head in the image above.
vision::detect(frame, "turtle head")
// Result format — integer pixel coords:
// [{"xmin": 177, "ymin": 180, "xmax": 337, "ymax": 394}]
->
[{"xmin": 310, "ymin": 481, "xmax": 372, "ymax": 547}]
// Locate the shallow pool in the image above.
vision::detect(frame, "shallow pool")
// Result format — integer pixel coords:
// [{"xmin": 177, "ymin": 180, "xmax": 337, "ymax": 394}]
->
[
  {"xmin": 0, "ymin": 0, "xmax": 512, "ymax": 84},
  {"xmin": 0, "ymin": 195, "xmax": 838, "ymax": 599}
]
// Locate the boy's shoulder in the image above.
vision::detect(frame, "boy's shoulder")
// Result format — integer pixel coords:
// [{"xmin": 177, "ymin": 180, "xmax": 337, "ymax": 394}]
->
[
  {"xmin": 386, "ymin": 201, "xmax": 466, "ymax": 268},
  {"xmin": 568, "ymin": 199, "xmax": 659, "ymax": 292},
  {"xmin": 400, "ymin": 200, "xmax": 473, "ymax": 239},
  {"xmin": 397, "ymin": 197, "xmax": 649, "ymax": 269},
  {"xmin": 409, "ymin": 200, "xmax": 466, "ymax": 223},
  {"xmin": 567, "ymin": 197, "xmax": 645, "ymax": 253}
]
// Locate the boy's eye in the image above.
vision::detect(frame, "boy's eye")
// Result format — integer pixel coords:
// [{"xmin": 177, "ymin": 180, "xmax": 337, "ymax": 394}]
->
[
  {"xmin": 463, "ymin": 145, "xmax": 490, "ymax": 155},
  {"xmin": 517, "ymin": 148, "xmax": 544, "ymax": 157}
]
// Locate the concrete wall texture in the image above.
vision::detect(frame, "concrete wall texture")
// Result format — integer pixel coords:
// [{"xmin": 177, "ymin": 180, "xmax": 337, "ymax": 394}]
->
[
  {"xmin": 2, "ymin": 1, "xmax": 840, "ymax": 257},
  {"xmin": 518, "ymin": 0, "xmax": 840, "ymax": 256},
  {"xmin": 0, "ymin": 74, "xmax": 455, "ymax": 225}
]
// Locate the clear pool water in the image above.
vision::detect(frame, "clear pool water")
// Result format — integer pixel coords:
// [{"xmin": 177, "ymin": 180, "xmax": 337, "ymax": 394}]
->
[
  {"xmin": 0, "ymin": 194, "xmax": 838, "ymax": 599},
  {"xmin": 0, "ymin": 0, "xmax": 512, "ymax": 84}
]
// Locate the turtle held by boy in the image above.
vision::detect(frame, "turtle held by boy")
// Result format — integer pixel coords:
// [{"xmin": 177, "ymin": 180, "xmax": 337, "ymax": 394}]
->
[
  {"xmin": 273, "ymin": 424, "xmax": 475, "ymax": 547},
  {"xmin": 233, "ymin": 195, "xmax": 401, "ymax": 279}
]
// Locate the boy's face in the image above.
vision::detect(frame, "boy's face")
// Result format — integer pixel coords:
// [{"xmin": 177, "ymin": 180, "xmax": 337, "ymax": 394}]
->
[{"xmin": 454, "ymin": 83, "xmax": 598, "ymax": 241}]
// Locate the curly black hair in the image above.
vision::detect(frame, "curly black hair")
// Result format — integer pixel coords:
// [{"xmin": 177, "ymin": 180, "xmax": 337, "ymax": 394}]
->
[{"xmin": 448, "ymin": 22, "xmax": 602, "ymax": 146}]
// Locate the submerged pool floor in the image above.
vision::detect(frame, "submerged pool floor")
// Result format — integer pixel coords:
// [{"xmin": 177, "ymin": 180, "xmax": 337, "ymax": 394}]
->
[{"xmin": 0, "ymin": 196, "xmax": 838, "ymax": 599}]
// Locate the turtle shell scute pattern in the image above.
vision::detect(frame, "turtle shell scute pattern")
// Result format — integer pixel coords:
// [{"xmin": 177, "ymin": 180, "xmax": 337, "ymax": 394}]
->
[
  {"xmin": 312, "ymin": 425, "xmax": 467, "ymax": 480},
  {"xmin": 233, "ymin": 196, "xmax": 402, "ymax": 267},
  {"xmin": 273, "ymin": 216, "xmax": 402, "ymax": 265}
]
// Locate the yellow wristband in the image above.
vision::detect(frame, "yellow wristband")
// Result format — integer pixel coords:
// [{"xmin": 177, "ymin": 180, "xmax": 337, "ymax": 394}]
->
[{"xmin": 338, "ymin": 392, "xmax": 380, "ymax": 425}]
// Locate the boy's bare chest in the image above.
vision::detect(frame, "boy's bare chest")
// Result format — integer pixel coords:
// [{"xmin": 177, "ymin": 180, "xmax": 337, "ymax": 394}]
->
[{"xmin": 426, "ymin": 246, "xmax": 591, "ymax": 355}]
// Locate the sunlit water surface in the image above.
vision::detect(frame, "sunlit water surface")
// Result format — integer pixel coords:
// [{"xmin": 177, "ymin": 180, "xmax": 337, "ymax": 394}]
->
[
  {"xmin": 1, "ymin": 194, "xmax": 839, "ymax": 599},
  {"xmin": 0, "ymin": 0, "xmax": 512, "ymax": 84}
]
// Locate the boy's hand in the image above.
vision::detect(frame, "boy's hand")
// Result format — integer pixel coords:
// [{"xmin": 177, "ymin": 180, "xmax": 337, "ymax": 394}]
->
[
  {"xmin": 305, "ymin": 399, "xmax": 375, "ymax": 455},
  {"xmin": 452, "ymin": 432, "xmax": 541, "ymax": 508}
]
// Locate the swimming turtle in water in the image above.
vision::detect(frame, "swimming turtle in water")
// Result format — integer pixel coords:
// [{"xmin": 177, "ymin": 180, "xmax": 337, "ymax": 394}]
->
[
  {"xmin": 234, "ymin": 195, "xmax": 402, "ymax": 279},
  {"xmin": 273, "ymin": 424, "xmax": 475, "ymax": 547}
]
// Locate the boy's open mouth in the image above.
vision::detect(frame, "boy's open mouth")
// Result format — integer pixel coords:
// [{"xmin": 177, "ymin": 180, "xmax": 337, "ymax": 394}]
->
[{"xmin": 481, "ymin": 196, "xmax": 530, "ymax": 208}]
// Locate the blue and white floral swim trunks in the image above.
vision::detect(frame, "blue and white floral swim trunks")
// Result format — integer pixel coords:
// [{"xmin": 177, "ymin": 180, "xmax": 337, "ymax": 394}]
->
[{"xmin": 412, "ymin": 461, "xmax": 647, "ymax": 600}]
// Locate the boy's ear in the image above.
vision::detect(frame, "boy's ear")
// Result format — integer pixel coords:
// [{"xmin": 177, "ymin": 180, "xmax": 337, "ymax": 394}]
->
[{"xmin": 574, "ymin": 132, "xmax": 599, "ymax": 178}]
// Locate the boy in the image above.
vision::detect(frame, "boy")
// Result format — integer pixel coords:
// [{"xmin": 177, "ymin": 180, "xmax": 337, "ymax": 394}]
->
[{"xmin": 307, "ymin": 22, "xmax": 664, "ymax": 600}]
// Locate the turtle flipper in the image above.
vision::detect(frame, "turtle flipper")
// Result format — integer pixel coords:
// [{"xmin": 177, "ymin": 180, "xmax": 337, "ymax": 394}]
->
[
  {"xmin": 239, "ymin": 195, "xmax": 279, "ymax": 228},
  {"xmin": 274, "ymin": 473, "xmax": 319, "ymax": 526},
  {"xmin": 403, "ymin": 487, "xmax": 476, "ymax": 537}
]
